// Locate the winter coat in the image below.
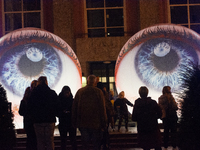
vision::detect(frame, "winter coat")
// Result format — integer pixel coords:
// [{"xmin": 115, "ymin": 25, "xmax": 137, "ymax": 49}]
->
[
  {"xmin": 158, "ymin": 94, "xmax": 178, "ymax": 120},
  {"xmin": 104, "ymin": 90, "xmax": 115, "ymax": 116},
  {"xmin": 19, "ymin": 100, "xmax": 33, "ymax": 129},
  {"xmin": 132, "ymin": 97, "xmax": 162, "ymax": 149},
  {"xmin": 114, "ymin": 98, "xmax": 133, "ymax": 116},
  {"xmin": 28, "ymin": 83, "xmax": 59, "ymax": 123},
  {"xmin": 72, "ymin": 85, "xmax": 107, "ymax": 130},
  {"xmin": 58, "ymin": 93, "xmax": 74, "ymax": 128}
]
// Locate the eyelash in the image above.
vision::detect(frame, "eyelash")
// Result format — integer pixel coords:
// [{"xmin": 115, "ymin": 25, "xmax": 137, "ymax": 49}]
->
[
  {"xmin": 115, "ymin": 24, "xmax": 200, "ymax": 108},
  {"xmin": 0, "ymin": 29, "xmax": 81, "ymax": 76},
  {"xmin": 0, "ymin": 28, "xmax": 84, "ymax": 130},
  {"xmin": 116, "ymin": 25, "xmax": 200, "ymax": 75},
  {"xmin": 0, "ymin": 30, "xmax": 65, "ymax": 51}
]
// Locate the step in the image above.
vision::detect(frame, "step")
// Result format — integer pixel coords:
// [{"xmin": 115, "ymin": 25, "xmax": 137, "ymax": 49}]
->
[{"xmin": 13, "ymin": 133, "xmax": 138, "ymax": 150}]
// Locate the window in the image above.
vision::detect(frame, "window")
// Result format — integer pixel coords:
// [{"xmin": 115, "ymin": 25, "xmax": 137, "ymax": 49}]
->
[
  {"xmin": 85, "ymin": 0, "xmax": 124, "ymax": 37},
  {"xmin": 169, "ymin": 0, "xmax": 200, "ymax": 34},
  {"xmin": 2, "ymin": 0, "xmax": 43, "ymax": 35},
  {"xmin": 89, "ymin": 61, "xmax": 117, "ymax": 95}
]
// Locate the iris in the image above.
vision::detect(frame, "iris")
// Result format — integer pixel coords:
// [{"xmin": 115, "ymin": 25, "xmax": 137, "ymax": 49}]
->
[
  {"xmin": 0, "ymin": 42, "xmax": 61, "ymax": 97},
  {"xmin": 115, "ymin": 24, "xmax": 200, "ymax": 106},
  {"xmin": 135, "ymin": 38, "xmax": 198, "ymax": 92}
]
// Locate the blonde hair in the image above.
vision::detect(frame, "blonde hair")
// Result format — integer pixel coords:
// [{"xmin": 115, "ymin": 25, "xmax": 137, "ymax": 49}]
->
[{"xmin": 118, "ymin": 91, "xmax": 125, "ymax": 98}]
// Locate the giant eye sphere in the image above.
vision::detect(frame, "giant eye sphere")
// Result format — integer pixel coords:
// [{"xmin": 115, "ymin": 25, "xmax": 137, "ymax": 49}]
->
[
  {"xmin": 115, "ymin": 24, "xmax": 200, "ymax": 113},
  {"xmin": 0, "ymin": 28, "xmax": 82, "ymax": 128}
]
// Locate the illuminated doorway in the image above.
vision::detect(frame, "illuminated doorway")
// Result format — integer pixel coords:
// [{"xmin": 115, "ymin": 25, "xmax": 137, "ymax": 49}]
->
[{"xmin": 89, "ymin": 61, "xmax": 117, "ymax": 96}]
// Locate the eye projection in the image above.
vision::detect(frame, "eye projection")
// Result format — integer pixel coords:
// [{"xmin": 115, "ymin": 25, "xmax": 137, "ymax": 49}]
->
[
  {"xmin": 0, "ymin": 28, "xmax": 82, "ymax": 128},
  {"xmin": 115, "ymin": 24, "xmax": 200, "ymax": 113}
]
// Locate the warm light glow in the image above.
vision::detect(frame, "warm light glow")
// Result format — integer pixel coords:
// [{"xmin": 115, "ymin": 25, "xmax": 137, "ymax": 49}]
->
[
  {"xmin": 82, "ymin": 76, "xmax": 87, "ymax": 87},
  {"xmin": 0, "ymin": 28, "xmax": 82, "ymax": 128},
  {"xmin": 115, "ymin": 24, "xmax": 200, "ymax": 113}
]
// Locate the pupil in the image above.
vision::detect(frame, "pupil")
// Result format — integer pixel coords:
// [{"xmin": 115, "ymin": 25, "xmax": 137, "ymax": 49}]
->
[
  {"xmin": 152, "ymin": 49, "xmax": 179, "ymax": 72},
  {"xmin": 18, "ymin": 55, "xmax": 44, "ymax": 77}
]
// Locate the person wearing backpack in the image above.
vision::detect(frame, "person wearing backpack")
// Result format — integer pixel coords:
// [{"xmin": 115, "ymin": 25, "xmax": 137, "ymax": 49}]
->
[
  {"xmin": 158, "ymin": 86, "xmax": 178, "ymax": 150},
  {"xmin": 132, "ymin": 86, "xmax": 162, "ymax": 150}
]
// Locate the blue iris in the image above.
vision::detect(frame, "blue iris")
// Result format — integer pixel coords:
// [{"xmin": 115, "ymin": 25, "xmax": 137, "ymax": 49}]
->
[
  {"xmin": 0, "ymin": 42, "xmax": 62, "ymax": 97},
  {"xmin": 135, "ymin": 38, "xmax": 198, "ymax": 92}
]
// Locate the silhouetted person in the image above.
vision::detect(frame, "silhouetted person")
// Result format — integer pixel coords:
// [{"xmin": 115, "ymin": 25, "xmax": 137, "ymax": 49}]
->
[
  {"xmin": 108, "ymin": 90, "xmax": 115, "ymax": 131},
  {"xmin": 132, "ymin": 86, "xmax": 162, "ymax": 150},
  {"xmin": 114, "ymin": 91, "xmax": 133, "ymax": 132},
  {"xmin": 28, "ymin": 76, "xmax": 59, "ymax": 150},
  {"xmin": 158, "ymin": 86, "xmax": 178, "ymax": 150},
  {"xmin": 97, "ymin": 85, "xmax": 114, "ymax": 150},
  {"xmin": 109, "ymin": 90, "xmax": 115, "ymax": 107},
  {"xmin": 19, "ymin": 80, "xmax": 37, "ymax": 150},
  {"xmin": 58, "ymin": 86, "xmax": 77, "ymax": 150},
  {"xmin": 72, "ymin": 75, "xmax": 107, "ymax": 150},
  {"xmin": 96, "ymin": 76, "xmax": 104, "ymax": 91}
]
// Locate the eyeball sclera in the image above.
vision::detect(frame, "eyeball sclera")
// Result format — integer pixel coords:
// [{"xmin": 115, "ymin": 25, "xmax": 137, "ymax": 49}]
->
[
  {"xmin": 115, "ymin": 24, "xmax": 200, "ymax": 113},
  {"xmin": 0, "ymin": 28, "xmax": 82, "ymax": 128}
]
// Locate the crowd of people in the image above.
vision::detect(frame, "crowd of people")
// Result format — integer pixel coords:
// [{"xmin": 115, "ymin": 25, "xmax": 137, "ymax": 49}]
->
[{"xmin": 19, "ymin": 75, "xmax": 178, "ymax": 150}]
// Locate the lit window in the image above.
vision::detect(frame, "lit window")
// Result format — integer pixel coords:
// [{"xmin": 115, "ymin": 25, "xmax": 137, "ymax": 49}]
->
[
  {"xmin": 109, "ymin": 76, "xmax": 115, "ymax": 82},
  {"xmin": 85, "ymin": 0, "xmax": 124, "ymax": 37},
  {"xmin": 169, "ymin": 0, "xmax": 200, "ymax": 34},
  {"xmin": 101, "ymin": 77, "xmax": 107, "ymax": 82},
  {"xmin": 2, "ymin": 0, "xmax": 43, "ymax": 35},
  {"xmin": 89, "ymin": 61, "xmax": 116, "ymax": 95}
]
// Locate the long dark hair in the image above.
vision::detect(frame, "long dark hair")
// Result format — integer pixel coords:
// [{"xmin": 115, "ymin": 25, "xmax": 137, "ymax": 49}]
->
[
  {"xmin": 59, "ymin": 86, "xmax": 73, "ymax": 98},
  {"xmin": 162, "ymin": 86, "xmax": 174, "ymax": 105},
  {"xmin": 30, "ymin": 80, "xmax": 37, "ymax": 90}
]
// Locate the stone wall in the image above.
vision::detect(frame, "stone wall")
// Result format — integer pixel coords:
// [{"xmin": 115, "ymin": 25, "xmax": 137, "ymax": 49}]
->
[
  {"xmin": 76, "ymin": 36, "xmax": 130, "ymax": 77},
  {"xmin": 52, "ymin": 0, "xmax": 167, "ymax": 77},
  {"xmin": 53, "ymin": 0, "xmax": 75, "ymax": 50},
  {"xmin": 139, "ymin": 0, "xmax": 166, "ymax": 30}
]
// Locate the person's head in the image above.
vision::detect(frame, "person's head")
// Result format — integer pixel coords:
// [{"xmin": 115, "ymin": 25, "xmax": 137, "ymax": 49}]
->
[
  {"xmin": 139, "ymin": 86, "xmax": 149, "ymax": 98},
  {"xmin": 37, "ymin": 76, "xmax": 48, "ymax": 85},
  {"xmin": 87, "ymin": 75, "xmax": 96, "ymax": 86},
  {"xmin": 31, "ymin": 80, "xmax": 38, "ymax": 90},
  {"xmin": 118, "ymin": 91, "xmax": 125, "ymax": 98},
  {"xmin": 110, "ymin": 90, "xmax": 114, "ymax": 96},
  {"xmin": 61, "ymin": 86, "xmax": 72, "ymax": 98},
  {"xmin": 103, "ymin": 86, "xmax": 106, "ymax": 91},
  {"xmin": 96, "ymin": 76, "xmax": 100, "ymax": 82},
  {"xmin": 162, "ymin": 86, "xmax": 171, "ymax": 95}
]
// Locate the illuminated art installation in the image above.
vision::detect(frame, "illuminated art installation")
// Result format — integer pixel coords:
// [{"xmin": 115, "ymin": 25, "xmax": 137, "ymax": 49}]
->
[
  {"xmin": 0, "ymin": 28, "xmax": 82, "ymax": 128},
  {"xmin": 115, "ymin": 24, "xmax": 200, "ymax": 113}
]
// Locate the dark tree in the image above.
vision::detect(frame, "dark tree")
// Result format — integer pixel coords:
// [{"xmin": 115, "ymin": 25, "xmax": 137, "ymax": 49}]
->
[
  {"xmin": 0, "ymin": 84, "xmax": 16, "ymax": 150},
  {"xmin": 178, "ymin": 64, "xmax": 200, "ymax": 150}
]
